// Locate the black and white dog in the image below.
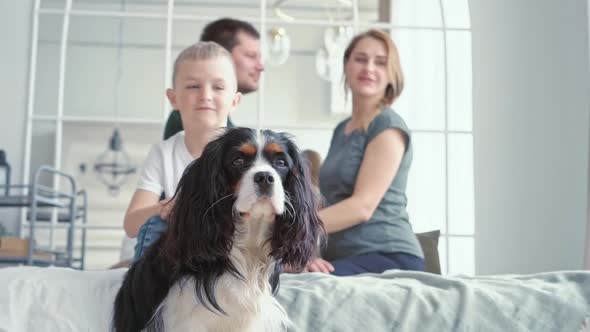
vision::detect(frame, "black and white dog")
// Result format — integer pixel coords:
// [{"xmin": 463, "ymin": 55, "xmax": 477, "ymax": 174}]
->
[{"xmin": 113, "ymin": 128, "xmax": 324, "ymax": 332}]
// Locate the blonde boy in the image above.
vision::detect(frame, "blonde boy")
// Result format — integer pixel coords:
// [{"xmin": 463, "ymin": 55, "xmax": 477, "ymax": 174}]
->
[{"xmin": 124, "ymin": 41, "xmax": 241, "ymax": 260}]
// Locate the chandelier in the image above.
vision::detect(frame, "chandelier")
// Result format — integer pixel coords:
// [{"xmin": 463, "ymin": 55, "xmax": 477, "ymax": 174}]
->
[
  {"xmin": 94, "ymin": 129, "xmax": 136, "ymax": 196},
  {"xmin": 266, "ymin": 27, "xmax": 291, "ymax": 66},
  {"xmin": 265, "ymin": 0, "xmax": 293, "ymax": 67},
  {"xmin": 93, "ymin": 0, "xmax": 136, "ymax": 196},
  {"xmin": 315, "ymin": 25, "xmax": 354, "ymax": 82}
]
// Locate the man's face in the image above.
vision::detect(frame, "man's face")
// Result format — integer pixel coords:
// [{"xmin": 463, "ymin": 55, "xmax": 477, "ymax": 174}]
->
[{"xmin": 231, "ymin": 31, "xmax": 264, "ymax": 94}]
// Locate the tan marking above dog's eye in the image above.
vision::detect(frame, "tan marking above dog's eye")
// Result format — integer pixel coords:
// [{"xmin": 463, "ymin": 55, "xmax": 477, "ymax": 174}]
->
[
  {"xmin": 239, "ymin": 144, "xmax": 257, "ymax": 155},
  {"xmin": 264, "ymin": 143, "xmax": 284, "ymax": 154}
]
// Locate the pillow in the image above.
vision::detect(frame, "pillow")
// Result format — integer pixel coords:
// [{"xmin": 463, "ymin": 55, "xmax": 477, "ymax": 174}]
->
[{"xmin": 415, "ymin": 230, "xmax": 441, "ymax": 274}]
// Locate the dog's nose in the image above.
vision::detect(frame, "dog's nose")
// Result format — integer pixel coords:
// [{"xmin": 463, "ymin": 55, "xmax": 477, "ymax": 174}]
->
[{"xmin": 254, "ymin": 171, "xmax": 274, "ymax": 194}]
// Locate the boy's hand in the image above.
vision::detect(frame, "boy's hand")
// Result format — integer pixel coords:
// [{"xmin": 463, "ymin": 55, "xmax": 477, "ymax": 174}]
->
[
  {"xmin": 159, "ymin": 198, "xmax": 175, "ymax": 221},
  {"xmin": 304, "ymin": 258, "xmax": 334, "ymax": 274}
]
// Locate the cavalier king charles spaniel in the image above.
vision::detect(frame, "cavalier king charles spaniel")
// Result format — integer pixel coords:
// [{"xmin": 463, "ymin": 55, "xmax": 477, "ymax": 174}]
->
[{"xmin": 113, "ymin": 128, "xmax": 324, "ymax": 332}]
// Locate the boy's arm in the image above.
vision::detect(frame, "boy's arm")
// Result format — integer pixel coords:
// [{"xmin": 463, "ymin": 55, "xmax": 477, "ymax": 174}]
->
[
  {"xmin": 125, "ymin": 142, "xmax": 167, "ymax": 237},
  {"xmin": 123, "ymin": 189, "xmax": 162, "ymax": 238}
]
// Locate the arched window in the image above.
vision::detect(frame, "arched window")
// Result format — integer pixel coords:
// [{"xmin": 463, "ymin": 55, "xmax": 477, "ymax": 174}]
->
[{"xmin": 393, "ymin": 0, "xmax": 473, "ymax": 275}]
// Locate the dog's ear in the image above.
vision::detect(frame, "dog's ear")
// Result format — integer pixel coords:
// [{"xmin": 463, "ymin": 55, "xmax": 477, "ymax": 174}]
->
[
  {"xmin": 112, "ymin": 248, "xmax": 174, "ymax": 332},
  {"xmin": 271, "ymin": 136, "xmax": 325, "ymax": 271},
  {"xmin": 162, "ymin": 135, "xmax": 236, "ymax": 267}
]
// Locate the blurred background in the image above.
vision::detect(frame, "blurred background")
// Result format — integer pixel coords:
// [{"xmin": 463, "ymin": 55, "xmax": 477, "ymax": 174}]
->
[{"xmin": 0, "ymin": 0, "xmax": 588, "ymax": 276}]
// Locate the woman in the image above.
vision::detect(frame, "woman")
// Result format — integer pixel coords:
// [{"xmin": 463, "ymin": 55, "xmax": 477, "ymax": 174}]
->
[{"xmin": 307, "ymin": 29, "xmax": 424, "ymax": 276}]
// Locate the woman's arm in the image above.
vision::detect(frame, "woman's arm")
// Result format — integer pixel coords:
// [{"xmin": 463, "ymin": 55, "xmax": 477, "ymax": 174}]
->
[
  {"xmin": 320, "ymin": 128, "xmax": 407, "ymax": 234},
  {"xmin": 123, "ymin": 190, "xmax": 162, "ymax": 238}
]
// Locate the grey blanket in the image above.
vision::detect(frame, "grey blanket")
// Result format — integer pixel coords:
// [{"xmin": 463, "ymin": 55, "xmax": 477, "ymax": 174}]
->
[
  {"xmin": 277, "ymin": 270, "xmax": 590, "ymax": 332},
  {"xmin": 0, "ymin": 267, "xmax": 588, "ymax": 331}
]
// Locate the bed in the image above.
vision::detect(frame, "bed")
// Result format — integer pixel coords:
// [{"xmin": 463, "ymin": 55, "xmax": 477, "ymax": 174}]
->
[{"xmin": 0, "ymin": 266, "xmax": 588, "ymax": 332}]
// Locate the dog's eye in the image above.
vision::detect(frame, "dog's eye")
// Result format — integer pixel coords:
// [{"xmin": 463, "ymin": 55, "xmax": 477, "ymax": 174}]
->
[
  {"xmin": 232, "ymin": 158, "xmax": 245, "ymax": 167},
  {"xmin": 273, "ymin": 159, "xmax": 287, "ymax": 168}
]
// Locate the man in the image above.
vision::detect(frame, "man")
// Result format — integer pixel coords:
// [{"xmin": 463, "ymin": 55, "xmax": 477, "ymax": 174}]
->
[{"xmin": 163, "ymin": 18, "xmax": 264, "ymax": 139}]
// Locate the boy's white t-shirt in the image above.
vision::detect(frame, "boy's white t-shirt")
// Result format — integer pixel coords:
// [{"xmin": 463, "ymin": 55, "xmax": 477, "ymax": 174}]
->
[{"xmin": 136, "ymin": 131, "xmax": 194, "ymax": 199}]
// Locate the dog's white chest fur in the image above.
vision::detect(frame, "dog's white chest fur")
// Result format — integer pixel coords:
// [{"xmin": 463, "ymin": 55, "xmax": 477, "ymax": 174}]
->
[
  {"xmin": 161, "ymin": 276, "xmax": 286, "ymax": 332},
  {"xmin": 160, "ymin": 212, "xmax": 288, "ymax": 332}
]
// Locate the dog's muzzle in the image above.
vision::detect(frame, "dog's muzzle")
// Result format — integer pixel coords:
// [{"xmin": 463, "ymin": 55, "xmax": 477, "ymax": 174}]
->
[{"xmin": 254, "ymin": 171, "xmax": 275, "ymax": 197}]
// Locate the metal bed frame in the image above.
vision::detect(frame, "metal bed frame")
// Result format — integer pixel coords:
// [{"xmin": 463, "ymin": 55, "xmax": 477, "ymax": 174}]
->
[{"xmin": 0, "ymin": 164, "xmax": 87, "ymax": 269}]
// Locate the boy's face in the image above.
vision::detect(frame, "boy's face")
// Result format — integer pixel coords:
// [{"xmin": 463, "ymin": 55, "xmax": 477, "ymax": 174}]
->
[{"xmin": 167, "ymin": 57, "xmax": 241, "ymax": 131}]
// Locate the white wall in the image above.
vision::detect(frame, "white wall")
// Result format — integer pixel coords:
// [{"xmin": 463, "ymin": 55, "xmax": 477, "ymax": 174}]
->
[
  {"xmin": 471, "ymin": 0, "xmax": 590, "ymax": 274},
  {"xmin": 0, "ymin": 0, "xmax": 33, "ymax": 236}
]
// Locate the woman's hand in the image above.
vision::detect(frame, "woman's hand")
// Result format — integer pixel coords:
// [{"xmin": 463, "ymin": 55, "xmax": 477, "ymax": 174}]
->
[
  {"xmin": 304, "ymin": 258, "xmax": 334, "ymax": 273},
  {"xmin": 282, "ymin": 258, "xmax": 334, "ymax": 274},
  {"xmin": 159, "ymin": 198, "xmax": 175, "ymax": 220}
]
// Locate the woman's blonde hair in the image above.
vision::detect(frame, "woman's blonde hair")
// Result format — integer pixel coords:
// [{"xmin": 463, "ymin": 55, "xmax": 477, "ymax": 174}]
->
[{"xmin": 343, "ymin": 29, "xmax": 404, "ymax": 106}]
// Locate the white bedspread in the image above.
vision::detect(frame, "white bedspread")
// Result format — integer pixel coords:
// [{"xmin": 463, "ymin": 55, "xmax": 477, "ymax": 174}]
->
[
  {"xmin": 0, "ymin": 267, "xmax": 123, "ymax": 332},
  {"xmin": 0, "ymin": 266, "xmax": 589, "ymax": 332}
]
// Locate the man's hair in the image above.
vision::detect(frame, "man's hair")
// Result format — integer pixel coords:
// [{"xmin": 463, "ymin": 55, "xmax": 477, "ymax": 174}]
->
[
  {"xmin": 171, "ymin": 41, "xmax": 236, "ymax": 87},
  {"xmin": 200, "ymin": 18, "xmax": 260, "ymax": 52}
]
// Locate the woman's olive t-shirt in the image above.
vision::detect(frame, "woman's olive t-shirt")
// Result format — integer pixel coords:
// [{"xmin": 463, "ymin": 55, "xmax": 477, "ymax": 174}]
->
[{"xmin": 319, "ymin": 108, "xmax": 424, "ymax": 261}]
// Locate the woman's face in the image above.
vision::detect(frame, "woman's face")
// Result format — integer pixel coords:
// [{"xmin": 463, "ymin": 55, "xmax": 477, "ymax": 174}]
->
[{"xmin": 344, "ymin": 37, "xmax": 390, "ymax": 100}]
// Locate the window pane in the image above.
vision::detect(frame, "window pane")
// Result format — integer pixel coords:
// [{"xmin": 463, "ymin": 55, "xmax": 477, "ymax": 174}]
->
[
  {"xmin": 358, "ymin": 0, "xmax": 387, "ymax": 27},
  {"xmin": 441, "ymin": 0, "xmax": 471, "ymax": 29},
  {"xmin": 406, "ymin": 132, "xmax": 446, "ymax": 233},
  {"xmin": 41, "ymin": 0, "xmax": 65, "ymax": 9},
  {"xmin": 170, "ymin": 19, "xmax": 206, "ymax": 51},
  {"xmin": 263, "ymin": 24, "xmax": 349, "ymax": 128},
  {"xmin": 447, "ymin": 31, "xmax": 472, "ymax": 131},
  {"xmin": 229, "ymin": 90, "xmax": 262, "ymax": 127},
  {"xmin": 264, "ymin": 51, "xmax": 333, "ymax": 126},
  {"xmin": 393, "ymin": 29, "xmax": 445, "ymax": 130},
  {"xmin": 73, "ymin": 0, "xmax": 168, "ymax": 14},
  {"xmin": 64, "ymin": 16, "xmax": 166, "ymax": 120},
  {"xmin": 175, "ymin": 0, "xmax": 259, "ymax": 18},
  {"xmin": 266, "ymin": 0, "xmax": 352, "ymax": 22},
  {"xmin": 393, "ymin": 0, "xmax": 442, "ymax": 28},
  {"xmin": 35, "ymin": 14, "xmax": 63, "ymax": 117},
  {"xmin": 30, "ymin": 121, "xmax": 56, "ymax": 186},
  {"xmin": 448, "ymin": 134, "xmax": 474, "ymax": 235},
  {"xmin": 448, "ymin": 236, "xmax": 474, "ymax": 275}
]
